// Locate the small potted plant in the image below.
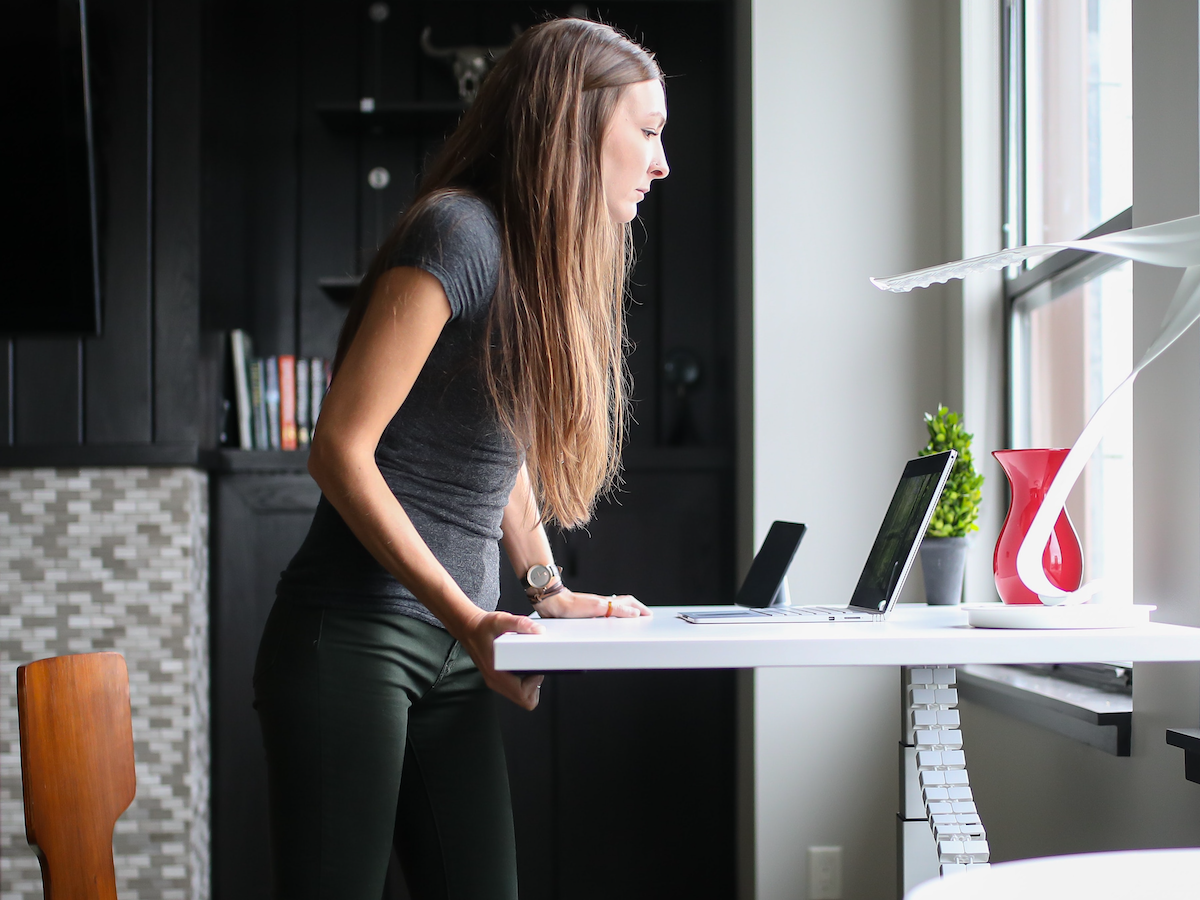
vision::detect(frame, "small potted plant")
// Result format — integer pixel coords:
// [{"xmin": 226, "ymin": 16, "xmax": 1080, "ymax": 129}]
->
[{"xmin": 919, "ymin": 406, "xmax": 984, "ymax": 605}]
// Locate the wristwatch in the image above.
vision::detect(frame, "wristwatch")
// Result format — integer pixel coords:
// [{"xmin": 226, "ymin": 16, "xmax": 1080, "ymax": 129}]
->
[{"xmin": 523, "ymin": 563, "xmax": 563, "ymax": 602}]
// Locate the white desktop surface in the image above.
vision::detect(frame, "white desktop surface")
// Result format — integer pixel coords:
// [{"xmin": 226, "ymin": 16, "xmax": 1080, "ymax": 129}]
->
[{"xmin": 492, "ymin": 604, "xmax": 1200, "ymax": 671}]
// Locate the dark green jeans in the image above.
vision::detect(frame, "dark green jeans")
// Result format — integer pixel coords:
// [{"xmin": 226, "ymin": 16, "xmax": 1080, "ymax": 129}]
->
[{"xmin": 253, "ymin": 601, "xmax": 518, "ymax": 900}]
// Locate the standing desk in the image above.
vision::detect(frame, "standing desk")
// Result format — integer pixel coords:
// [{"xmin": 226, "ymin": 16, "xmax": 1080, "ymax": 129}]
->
[{"xmin": 494, "ymin": 604, "xmax": 1200, "ymax": 896}]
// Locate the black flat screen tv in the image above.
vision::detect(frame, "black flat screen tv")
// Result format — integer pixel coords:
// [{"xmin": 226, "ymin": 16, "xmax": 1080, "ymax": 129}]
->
[{"xmin": 1, "ymin": 0, "xmax": 101, "ymax": 334}]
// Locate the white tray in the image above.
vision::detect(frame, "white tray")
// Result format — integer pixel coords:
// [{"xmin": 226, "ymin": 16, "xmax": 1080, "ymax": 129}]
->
[{"xmin": 963, "ymin": 603, "xmax": 1156, "ymax": 630}]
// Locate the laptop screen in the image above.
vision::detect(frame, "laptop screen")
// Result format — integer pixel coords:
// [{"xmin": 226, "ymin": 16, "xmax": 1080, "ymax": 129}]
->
[{"xmin": 847, "ymin": 451, "xmax": 956, "ymax": 613}]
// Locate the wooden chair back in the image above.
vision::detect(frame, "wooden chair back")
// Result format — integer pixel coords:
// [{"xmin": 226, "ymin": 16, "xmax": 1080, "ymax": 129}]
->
[{"xmin": 17, "ymin": 652, "xmax": 137, "ymax": 900}]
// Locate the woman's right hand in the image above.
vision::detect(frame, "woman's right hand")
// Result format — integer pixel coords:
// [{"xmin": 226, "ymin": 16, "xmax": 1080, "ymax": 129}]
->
[{"xmin": 458, "ymin": 610, "xmax": 546, "ymax": 710}]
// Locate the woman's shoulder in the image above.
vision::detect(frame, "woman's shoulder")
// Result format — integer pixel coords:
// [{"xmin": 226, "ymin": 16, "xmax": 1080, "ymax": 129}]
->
[
  {"xmin": 425, "ymin": 189, "xmax": 498, "ymax": 220},
  {"xmin": 400, "ymin": 190, "xmax": 500, "ymax": 262},
  {"xmin": 413, "ymin": 190, "xmax": 498, "ymax": 237},
  {"xmin": 388, "ymin": 190, "xmax": 501, "ymax": 321}
]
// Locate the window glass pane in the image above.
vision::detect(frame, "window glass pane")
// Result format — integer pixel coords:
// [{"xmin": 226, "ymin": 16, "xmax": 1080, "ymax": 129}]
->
[
  {"xmin": 1020, "ymin": 261, "xmax": 1132, "ymax": 602},
  {"xmin": 1024, "ymin": 0, "xmax": 1132, "ymax": 246}
]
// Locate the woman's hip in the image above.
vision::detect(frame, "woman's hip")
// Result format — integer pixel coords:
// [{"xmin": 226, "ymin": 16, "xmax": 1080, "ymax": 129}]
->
[{"xmin": 252, "ymin": 599, "xmax": 472, "ymax": 705}]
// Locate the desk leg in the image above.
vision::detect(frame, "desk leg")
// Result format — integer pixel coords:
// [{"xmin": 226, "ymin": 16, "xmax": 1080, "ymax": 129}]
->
[{"xmin": 897, "ymin": 667, "xmax": 991, "ymax": 897}]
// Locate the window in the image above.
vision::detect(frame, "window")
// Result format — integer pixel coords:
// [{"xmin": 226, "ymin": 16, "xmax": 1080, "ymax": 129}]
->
[{"xmin": 1004, "ymin": 0, "xmax": 1133, "ymax": 603}]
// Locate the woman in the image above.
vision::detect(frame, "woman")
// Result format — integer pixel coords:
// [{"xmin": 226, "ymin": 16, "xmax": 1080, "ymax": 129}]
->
[{"xmin": 253, "ymin": 17, "xmax": 669, "ymax": 900}]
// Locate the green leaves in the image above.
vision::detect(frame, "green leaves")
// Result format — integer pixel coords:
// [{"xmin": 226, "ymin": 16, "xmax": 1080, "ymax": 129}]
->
[{"xmin": 920, "ymin": 405, "xmax": 984, "ymax": 538}]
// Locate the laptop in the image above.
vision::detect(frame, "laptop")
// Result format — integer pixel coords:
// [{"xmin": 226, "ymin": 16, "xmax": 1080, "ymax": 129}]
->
[{"xmin": 679, "ymin": 450, "xmax": 957, "ymax": 623}]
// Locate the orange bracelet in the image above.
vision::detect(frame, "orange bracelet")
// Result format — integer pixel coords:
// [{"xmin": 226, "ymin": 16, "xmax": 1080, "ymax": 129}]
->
[{"xmin": 605, "ymin": 598, "xmax": 614, "ymax": 618}]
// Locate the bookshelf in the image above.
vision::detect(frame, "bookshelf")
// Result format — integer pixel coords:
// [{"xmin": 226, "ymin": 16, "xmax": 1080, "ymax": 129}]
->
[{"xmin": 226, "ymin": 332, "xmax": 328, "ymax": 453}]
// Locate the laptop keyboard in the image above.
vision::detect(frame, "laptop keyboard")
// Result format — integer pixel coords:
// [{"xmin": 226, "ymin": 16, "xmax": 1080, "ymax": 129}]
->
[{"xmin": 758, "ymin": 606, "xmax": 872, "ymax": 620}]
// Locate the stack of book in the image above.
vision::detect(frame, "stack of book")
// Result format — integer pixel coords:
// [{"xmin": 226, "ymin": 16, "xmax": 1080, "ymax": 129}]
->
[{"xmin": 229, "ymin": 329, "xmax": 331, "ymax": 451}]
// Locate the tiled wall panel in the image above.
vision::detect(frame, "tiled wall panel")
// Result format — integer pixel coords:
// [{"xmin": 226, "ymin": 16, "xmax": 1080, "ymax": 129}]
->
[{"xmin": 0, "ymin": 468, "xmax": 209, "ymax": 900}]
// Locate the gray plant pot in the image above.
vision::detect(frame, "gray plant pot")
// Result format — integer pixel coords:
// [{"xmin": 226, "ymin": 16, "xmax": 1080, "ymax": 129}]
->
[{"xmin": 920, "ymin": 536, "xmax": 969, "ymax": 606}]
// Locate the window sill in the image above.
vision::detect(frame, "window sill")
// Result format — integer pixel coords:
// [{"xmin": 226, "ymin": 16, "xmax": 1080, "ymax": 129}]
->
[{"xmin": 957, "ymin": 664, "xmax": 1132, "ymax": 756}]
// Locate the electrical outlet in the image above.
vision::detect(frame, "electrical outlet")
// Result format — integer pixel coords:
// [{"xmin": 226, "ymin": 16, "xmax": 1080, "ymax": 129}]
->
[{"xmin": 808, "ymin": 846, "xmax": 843, "ymax": 900}]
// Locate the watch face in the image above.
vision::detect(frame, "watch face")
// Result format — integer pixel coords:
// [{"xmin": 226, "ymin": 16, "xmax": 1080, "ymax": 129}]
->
[{"xmin": 528, "ymin": 565, "xmax": 553, "ymax": 589}]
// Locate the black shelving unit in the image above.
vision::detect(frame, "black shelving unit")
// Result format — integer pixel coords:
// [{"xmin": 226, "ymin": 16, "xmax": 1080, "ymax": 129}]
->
[
  {"xmin": 316, "ymin": 274, "xmax": 362, "ymax": 305},
  {"xmin": 201, "ymin": 447, "xmax": 311, "ymax": 473},
  {"xmin": 316, "ymin": 100, "xmax": 467, "ymax": 135},
  {"xmin": 313, "ymin": 96, "xmax": 463, "ymax": 305}
]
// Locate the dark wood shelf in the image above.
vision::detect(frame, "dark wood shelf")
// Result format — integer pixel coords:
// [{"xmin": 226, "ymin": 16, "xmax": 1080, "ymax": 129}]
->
[
  {"xmin": 0, "ymin": 443, "xmax": 729, "ymax": 474},
  {"xmin": 316, "ymin": 101, "xmax": 467, "ymax": 136},
  {"xmin": 0, "ymin": 443, "xmax": 200, "ymax": 468},
  {"xmin": 201, "ymin": 448, "xmax": 311, "ymax": 474},
  {"xmin": 318, "ymin": 275, "xmax": 362, "ymax": 305}
]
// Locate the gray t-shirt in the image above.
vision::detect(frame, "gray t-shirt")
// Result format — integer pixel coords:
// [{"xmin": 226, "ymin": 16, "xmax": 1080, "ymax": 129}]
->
[{"xmin": 276, "ymin": 192, "xmax": 523, "ymax": 628}]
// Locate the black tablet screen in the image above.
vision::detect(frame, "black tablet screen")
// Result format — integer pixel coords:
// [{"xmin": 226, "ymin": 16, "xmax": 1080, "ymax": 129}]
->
[{"xmin": 735, "ymin": 521, "xmax": 807, "ymax": 608}]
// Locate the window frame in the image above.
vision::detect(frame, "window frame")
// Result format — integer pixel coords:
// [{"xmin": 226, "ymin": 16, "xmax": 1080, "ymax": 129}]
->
[
  {"xmin": 1001, "ymin": 0, "xmax": 1134, "ymax": 444},
  {"xmin": 1007, "ymin": 206, "xmax": 1132, "ymax": 448},
  {"xmin": 1000, "ymin": 0, "xmax": 1134, "ymax": 700}
]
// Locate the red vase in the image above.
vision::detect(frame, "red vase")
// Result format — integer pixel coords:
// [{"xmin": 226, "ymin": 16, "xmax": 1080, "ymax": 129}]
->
[{"xmin": 992, "ymin": 449, "xmax": 1084, "ymax": 604}]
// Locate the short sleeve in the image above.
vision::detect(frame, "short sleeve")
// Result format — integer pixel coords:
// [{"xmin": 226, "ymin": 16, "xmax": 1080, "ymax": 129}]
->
[{"xmin": 385, "ymin": 193, "xmax": 502, "ymax": 321}]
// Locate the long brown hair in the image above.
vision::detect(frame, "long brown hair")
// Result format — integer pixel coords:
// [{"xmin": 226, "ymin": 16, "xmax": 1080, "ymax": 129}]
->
[{"xmin": 335, "ymin": 19, "xmax": 663, "ymax": 528}]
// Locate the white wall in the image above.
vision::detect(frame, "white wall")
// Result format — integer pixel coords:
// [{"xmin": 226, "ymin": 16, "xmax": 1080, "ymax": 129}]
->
[
  {"xmin": 957, "ymin": 0, "xmax": 1200, "ymax": 861},
  {"xmin": 744, "ymin": 1, "xmax": 1200, "ymax": 896},
  {"xmin": 952, "ymin": 1, "xmax": 1008, "ymax": 610},
  {"xmin": 747, "ymin": 2, "xmax": 955, "ymax": 897}
]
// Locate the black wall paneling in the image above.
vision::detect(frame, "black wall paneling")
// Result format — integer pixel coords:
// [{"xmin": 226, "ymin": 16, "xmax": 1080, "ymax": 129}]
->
[
  {"xmin": 1, "ymin": 0, "xmax": 204, "ymax": 464},
  {"xmin": 1, "ymin": 341, "xmax": 12, "ymax": 445},
  {"xmin": 555, "ymin": 669, "xmax": 735, "ymax": 896},
  {"xmin": 152, "ymin": 0, "xmax": 202, "ymax": 443},
  {"xmin": 652, "ymin": 6, "xmax": 734, "ymax": 448},
  {"xmin": 298, "ymin": 0, "xmax": 363, "ymax": 359},
  {"xmin": 13, "ymin": 339, "xmax": 82, "ymax": 445},
  {"xmin": 199, "ymin": 0, "xmax": 301, "ymax": 356}
]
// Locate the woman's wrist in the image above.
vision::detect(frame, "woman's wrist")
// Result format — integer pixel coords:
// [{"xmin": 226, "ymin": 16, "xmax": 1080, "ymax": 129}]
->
[
  {"xmin": 523, "ymin": 563, "xmax": 565, "ymax": 604},
  {"xmin": 535, "ymin": 589, "xmax": 647, "ymax": 619},
  {"xmin": 421, "ymin": 577, "xmax": 489, "ymax": 643},
  {"xmin": 532, "ymin": 588, "xmax": 568, "ymax": 617},
  {"xmin": 528, "ymin": 580, "xmax": 566, "ymax": 606}
]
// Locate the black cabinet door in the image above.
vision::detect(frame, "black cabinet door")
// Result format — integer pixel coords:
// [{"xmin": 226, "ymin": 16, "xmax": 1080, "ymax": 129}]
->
[
  {"xmin": 211, "ymin": 466, "xmax": 735, "ymax": 900},
  {"xmin": 497, "ymin": 465, "xmax": 737, "ymax": 900},
  {"xmin": 211, "ymin": 473, "xmax": 321, "ymax": 900}
]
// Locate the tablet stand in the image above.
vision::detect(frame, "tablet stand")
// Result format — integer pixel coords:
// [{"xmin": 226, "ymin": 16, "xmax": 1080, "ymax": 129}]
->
[{"xmin": 770, "ymin": 579, "xmax": 791, "ymax": 607}]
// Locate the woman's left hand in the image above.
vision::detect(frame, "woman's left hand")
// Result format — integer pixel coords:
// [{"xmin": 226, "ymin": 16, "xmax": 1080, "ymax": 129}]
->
[{"xmin": 534, "ymin": 589, "xmax": 652, "ymax": 619}]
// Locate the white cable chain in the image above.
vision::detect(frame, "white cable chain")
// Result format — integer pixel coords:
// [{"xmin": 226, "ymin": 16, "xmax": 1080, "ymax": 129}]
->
[{"xmin": 908, "ymin": 667, "xmax": 991, "ymax": 875}]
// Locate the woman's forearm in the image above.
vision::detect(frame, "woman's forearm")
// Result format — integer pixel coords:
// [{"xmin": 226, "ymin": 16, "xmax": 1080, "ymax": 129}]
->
[
  {"xmin": 500, "ymin": 464, "xmax": 556, "ymax": 577},
  {"xmin": 309, "ymin": 441, "xmax": 484, "ymax": 638}
]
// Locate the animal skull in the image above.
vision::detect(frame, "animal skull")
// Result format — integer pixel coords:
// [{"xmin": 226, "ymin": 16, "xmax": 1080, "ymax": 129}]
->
[{"xmin": 420, "ymin": 27, "xmax": 513, "ymax": 103}]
